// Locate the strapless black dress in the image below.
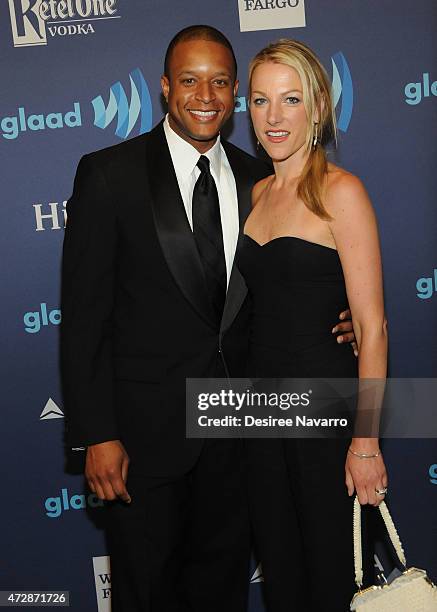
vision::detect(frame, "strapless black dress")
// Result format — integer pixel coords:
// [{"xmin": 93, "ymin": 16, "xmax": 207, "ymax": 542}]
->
[{"xmin": 237, "ymin": 235, "xmax": 375, "ymax": 612}]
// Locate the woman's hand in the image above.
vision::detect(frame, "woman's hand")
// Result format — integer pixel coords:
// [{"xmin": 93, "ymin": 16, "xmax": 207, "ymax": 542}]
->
[{"xmin": 345, "ymin": 447, "xmax": 388, "ymax": 506}]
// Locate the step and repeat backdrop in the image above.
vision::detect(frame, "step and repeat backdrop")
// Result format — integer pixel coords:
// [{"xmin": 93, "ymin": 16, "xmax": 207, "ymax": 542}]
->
[{"xmin": 1, "ymin": 1, "xmax": 436, "ymax": 610}]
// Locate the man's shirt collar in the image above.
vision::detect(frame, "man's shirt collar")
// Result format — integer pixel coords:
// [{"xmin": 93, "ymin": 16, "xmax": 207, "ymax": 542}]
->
[{"xmin": 163, "ymin": 113, "xmax": 222, "ymax": 180}]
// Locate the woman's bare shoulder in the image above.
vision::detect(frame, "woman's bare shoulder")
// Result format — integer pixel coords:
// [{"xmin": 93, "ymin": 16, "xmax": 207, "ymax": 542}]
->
[
  {"xmin": 325, "ymin": 163, "xmax": 370, "ymax": 214},
  {"xmin": 327, "ymin": 163, "xmax": 365, "ymax": 197},
  {"xmin": 252, "ymin": 174, "xmax": 274, "ymax": 208}
]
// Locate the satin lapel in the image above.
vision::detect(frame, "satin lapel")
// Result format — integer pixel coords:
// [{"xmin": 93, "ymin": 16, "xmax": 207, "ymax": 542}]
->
[
  {"xmin": 220, "ymin": 141, "xmax": 252, "ymax": 335},
  {"xmin": 146, "ymin": 122, "xmax": 216, "ymax": 329}
]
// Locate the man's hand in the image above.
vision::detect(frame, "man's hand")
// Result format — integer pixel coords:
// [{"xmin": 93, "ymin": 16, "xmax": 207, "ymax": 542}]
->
[
  {"xmin": 85, "ymin": 440, "xmax": 131, "ymax": 503},
  {"xmin": 332, "ymin": 308, "xmax": 358, "ymax": 357}
]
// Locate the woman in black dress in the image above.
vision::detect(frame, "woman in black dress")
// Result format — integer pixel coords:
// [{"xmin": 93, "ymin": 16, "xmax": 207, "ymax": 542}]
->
[{"xmin": 237, "ymin": 39, "xmax": 389, "ymax": 611}]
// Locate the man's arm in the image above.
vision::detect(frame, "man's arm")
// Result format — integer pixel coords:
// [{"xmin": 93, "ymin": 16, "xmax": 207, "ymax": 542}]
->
[
  {"xmin": 61, "ymin": 154, "xmax": 118, "ymax": 446},
  {"xmin": 332, "ymin": 308, "xmax": 358, "ymax": 356},
  {"xmin": 61, "ymin": 154, "xmax": 130, "ymax": 502}
]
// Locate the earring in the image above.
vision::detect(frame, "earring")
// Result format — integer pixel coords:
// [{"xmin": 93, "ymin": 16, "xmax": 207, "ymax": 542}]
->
[
  {"xmin": 312, "ymin": 123, "xmax": 318, "ymax": 148},
  {"xmin": 256, "ymin": 139, "xmax": 260, "ymax": 150}
]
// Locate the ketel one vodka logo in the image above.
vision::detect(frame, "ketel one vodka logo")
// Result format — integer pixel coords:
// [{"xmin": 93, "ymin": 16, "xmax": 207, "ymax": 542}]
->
[{"xmin": 7, "ymin": 0, "xmax": 120, "ymax": 48}]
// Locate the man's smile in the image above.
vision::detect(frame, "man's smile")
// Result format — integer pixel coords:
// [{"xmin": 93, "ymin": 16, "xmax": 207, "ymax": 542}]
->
[{"xmin": 187, "ymin": 109, "xmax": 220, "ymax": 121}]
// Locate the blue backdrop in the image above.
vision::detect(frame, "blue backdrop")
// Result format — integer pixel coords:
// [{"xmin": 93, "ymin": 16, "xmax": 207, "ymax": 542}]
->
[{"xmin": 1, "ymin": 1, "xmax": 436, "ymax": 610}]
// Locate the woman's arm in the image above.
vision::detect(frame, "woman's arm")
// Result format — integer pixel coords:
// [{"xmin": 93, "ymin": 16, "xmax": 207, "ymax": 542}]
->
[{"xmin": 327, "ymin": 171, "xmax": 388, "ymax": 506}]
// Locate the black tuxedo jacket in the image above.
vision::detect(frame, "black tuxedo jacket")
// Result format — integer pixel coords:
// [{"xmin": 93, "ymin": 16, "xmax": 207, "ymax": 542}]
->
[{"xmin": 60, "ymin": 120, "xmax": 271, "ymax": 476}]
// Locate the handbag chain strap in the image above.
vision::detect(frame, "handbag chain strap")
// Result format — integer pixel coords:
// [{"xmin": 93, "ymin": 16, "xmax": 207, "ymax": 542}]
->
[{"xmin": 353, "ymin": 495, "xmax": 407, "ymax": 589}]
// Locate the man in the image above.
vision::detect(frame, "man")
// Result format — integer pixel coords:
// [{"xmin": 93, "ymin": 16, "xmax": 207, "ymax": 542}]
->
[{"xmin": 60, "ymin": 25, "xmax": 355, "ymax": 611}]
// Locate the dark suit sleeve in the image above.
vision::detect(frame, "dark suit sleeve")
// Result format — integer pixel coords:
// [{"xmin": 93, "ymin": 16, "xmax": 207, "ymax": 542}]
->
[{"xmin": 60, "ymin": 154, "xmax": 119, "ymax": 448}]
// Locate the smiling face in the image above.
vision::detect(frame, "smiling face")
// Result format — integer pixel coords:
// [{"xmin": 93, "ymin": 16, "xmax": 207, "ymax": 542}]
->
[
  {"xmin": 250, "ymin": 61, "xmax": 311, "ymax": 163},
  {"xmin": 161, "ymin": 39, "xmax": 238, "ymax": 153}
]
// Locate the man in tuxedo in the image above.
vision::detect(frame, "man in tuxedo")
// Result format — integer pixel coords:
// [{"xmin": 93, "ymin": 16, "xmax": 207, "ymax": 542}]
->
[{"xmin": 60, "ymin": 25, "xmax": 355, "ymax": 612}]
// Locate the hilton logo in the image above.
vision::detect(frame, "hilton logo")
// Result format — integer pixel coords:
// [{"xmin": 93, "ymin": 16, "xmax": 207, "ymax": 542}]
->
[
  {"xmin": 34, "ymin": 201, "xmax": 67, "ymax": 231},
  {"xmin": 7, "ymin": 0, "xmax": 120, "ymax": 48},
  {"xmin": 238, "ymin": 0, "xmax": 305, "ymax": 32}
]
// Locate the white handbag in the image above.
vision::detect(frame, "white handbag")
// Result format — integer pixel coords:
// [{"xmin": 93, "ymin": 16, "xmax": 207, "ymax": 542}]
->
[{"xmin": 350, "ymin": 495, "xmax": 437, "ymax": 611}]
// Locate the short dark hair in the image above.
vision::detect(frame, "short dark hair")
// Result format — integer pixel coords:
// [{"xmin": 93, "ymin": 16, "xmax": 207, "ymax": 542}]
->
[{"xmin": 164, "ymin": 25, "xmax": 238, "ymax": 80}]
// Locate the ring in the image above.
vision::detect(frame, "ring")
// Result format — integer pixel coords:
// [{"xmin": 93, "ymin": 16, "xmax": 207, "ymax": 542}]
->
[{"xmin": 375, "ymin": 487, "xmax": 388, "ymax": 495}]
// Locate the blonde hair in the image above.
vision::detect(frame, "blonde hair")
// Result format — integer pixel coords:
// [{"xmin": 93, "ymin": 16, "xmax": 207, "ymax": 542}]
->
[{"xmin": 249, "ymin": 39, "xmax": 337, "ymax": 220}]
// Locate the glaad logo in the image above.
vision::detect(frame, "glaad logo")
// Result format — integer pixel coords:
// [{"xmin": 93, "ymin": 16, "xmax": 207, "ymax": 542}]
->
[
  {"xmin": 40, "ymin": 398, "xmax": 64, "ymax": 420},
  {"xmin": 405, "ymin": 73, "xmax": 437, "ymax": 106},
  {"xmin": 92, "ymin": 68, "xmax": 153, "ymax": 139},
  {"xmin": 1, "ymin": 103, "xmax": 81, "ymax": 141},
  {"xmin": 238, "ymin": 0, "xmax": 305, "ymax": 32},
  {"xmin": 331, "ymin": 52, "xmax": 353, "ymax": 132},
  {"xmin": 429, "ymin": 464, "xmax": 437, "ymax": 484},
  {"xmin": 8, "ymin": 0, "xmax": 120, "ymax": 48},
  {"xmin": 45, "ymin": 487, "xmax": 104, "ymax": 518},
  {"xmin": 24, "ymin": 303, "xmax": 61, "ymax": 333},
  {"xmin": 2, "ymin": 69, "xmax": 152, "ymax": 141},
  {"xmin": 234, "ymin": 97, "xmax": 247, "ymax": 113},
  {"xmin": 416, "ymin": 269, "xmax": 437, "ymax": 300}
]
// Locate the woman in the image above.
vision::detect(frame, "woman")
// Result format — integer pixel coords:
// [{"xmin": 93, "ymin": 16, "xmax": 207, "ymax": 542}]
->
[{"xmin": 237, "ymin": 40, "xmax": 389, "ymax": 611}]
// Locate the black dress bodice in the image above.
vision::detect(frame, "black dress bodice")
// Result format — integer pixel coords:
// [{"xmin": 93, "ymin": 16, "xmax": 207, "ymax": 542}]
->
[{"xmin": 237, "ymin": 234, "xmax": 357, "ymax": 378}]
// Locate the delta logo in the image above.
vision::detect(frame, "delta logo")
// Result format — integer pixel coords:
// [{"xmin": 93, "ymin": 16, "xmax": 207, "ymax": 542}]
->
[
  {"xmin": 250, "ymin": 563, "xmax": 264, "ymax": 583},
  {"xmin": 7, "ymin": 0, "xmax": 120, "ymax": 48},
  {"xmin": 1, "ymin": 68, "xmax": 153, "ymax": 141},
  {"xmin": 40, "ymin": 397, "xmax": 64, "ymax": 420}
]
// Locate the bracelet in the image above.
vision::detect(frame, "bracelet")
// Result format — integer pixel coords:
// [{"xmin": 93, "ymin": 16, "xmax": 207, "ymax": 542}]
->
[{"xmin": 348, "ymin": 446, "xmax": 381, "ymax": 459}]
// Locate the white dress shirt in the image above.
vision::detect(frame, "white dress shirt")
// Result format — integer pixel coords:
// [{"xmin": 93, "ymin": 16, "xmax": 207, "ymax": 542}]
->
[{"xmin": 163, "ymin": 114, "xmax": 239, "ymax": 287}]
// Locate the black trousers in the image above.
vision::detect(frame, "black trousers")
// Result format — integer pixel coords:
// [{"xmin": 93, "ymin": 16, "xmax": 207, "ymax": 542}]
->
[
  {"xmin": 105, "ymin": 438, "xmax": 250, "ymax": 612},
  {"xmin": 245, "ymin": 437, "xmax": 377, "ymax": 612}
]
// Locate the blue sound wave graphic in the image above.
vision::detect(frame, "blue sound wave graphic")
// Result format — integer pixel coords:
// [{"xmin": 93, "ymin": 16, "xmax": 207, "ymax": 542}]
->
[
  {"xmin": 331, "ymin": 52, "xmax": 353, "ymax": 132},
  {"xmin": 92, "ymin": 68, "xmax": 152, "ymax": 139}
]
